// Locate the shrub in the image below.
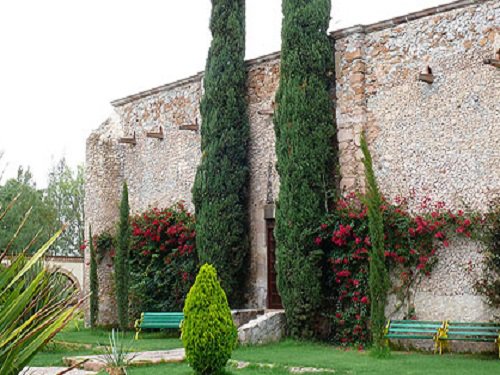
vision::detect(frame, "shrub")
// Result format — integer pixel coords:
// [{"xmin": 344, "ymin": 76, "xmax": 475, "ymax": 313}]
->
[
  {"xmin": 115, "ymin": 182, "xmax": 130, "ymax": 330},
  {"xmin": 273, "ymin": 0, "xmax": 335, "ymax": 338},
  {"xmin": 475, "ymin": 202, "xmax": 500, "ymax": 312},
  {"xmin": 316, "ymin": 193, "xmax": 481, "ymax": 346},
  {"xmin": 192, "ymin": 0, "xmax": 250, "ymax": 307},
  {"xmin": 182, "ymin": 264, "xmax": 237, "ymax": 375},
  {"xmin": 129, "ymin": 203, "xmax": 197, "ymax": 315}
]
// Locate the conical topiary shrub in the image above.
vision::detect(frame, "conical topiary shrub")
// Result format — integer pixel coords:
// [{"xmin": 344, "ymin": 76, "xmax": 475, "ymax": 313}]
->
[{"xmin": 182, "ymin": 264, "xmax": 237, "ymax": 375}]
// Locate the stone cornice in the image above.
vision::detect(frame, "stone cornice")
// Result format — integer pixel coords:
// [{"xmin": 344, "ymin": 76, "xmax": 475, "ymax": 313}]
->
[
  {"xmin": 330, "ymin": 0, "xmax": 492, "ymax": 38},
  {"xmin": 111, "ymin": 0, "xmax": 493, "ymax": 108}
]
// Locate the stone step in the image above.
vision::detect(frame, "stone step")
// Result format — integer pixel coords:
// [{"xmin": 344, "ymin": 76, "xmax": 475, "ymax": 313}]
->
[
  {"xmin": 63, "ymin": 348, "xmax": 185, "ymax": 371},
  {"xmin": 237, "ymin": 310, "xmax": 286, "ymax": 345},
  {"xmin": 21, "ymin": 367, "xmax": 96, "ymax": 375}
]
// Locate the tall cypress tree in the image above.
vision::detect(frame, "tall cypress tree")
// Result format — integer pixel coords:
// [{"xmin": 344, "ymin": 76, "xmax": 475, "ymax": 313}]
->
[
  {"xmin": 360, "ymin": 133, "xmax": 389, "ymax": 354},
  {"xmin": 89, "ymin": 225, "xmax": 99, "ymax": 328},
  {"xmin": 115, "ymin": 182, "xmax": 130, "ymax": 329},
  {"xmin": 274, "ymin": 0, "xmax": 335, "ymax": 338},
  {"xmin": 193, "ymin": 0, "xmax": 249, "ymax": 307}
]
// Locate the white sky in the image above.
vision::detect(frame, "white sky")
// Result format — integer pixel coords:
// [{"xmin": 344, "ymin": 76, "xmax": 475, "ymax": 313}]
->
[{"xmin": 0, "ymin": 0, "xmax": 447, "ymax": 187}]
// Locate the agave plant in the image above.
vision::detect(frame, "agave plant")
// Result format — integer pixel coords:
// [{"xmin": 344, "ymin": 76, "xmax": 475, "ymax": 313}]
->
[
  {"xmin": 0, "ymin": 196, "xmax": 81, "ymax": 374},
  {"xmin": 99, "ymin": 329, "xmax": 136, "ymax": 375}
]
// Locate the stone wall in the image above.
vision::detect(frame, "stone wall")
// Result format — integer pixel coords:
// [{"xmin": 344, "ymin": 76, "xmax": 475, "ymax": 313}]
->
[
  {"xmin": 85, "ymin": 0, "xmax": 499, "ymax": 326},
  {"xmin": 333, "ymin": 0, "xmax": 499, "ymax": 322}
]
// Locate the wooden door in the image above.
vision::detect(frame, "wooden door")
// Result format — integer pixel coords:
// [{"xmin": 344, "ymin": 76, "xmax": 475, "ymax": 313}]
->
[{"xmin": 266, "ymin": 220, "xmax": 283, "ymax": 309}]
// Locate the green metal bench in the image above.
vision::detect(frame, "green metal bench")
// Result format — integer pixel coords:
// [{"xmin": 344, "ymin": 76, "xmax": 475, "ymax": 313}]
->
[
  {"xmin": 384, "ymin": 320, "xmax": 444, "ymax": 349},
  {"xmin": 385, "ymin": 319, "xmax": 500, "ymax": 358},
  {"xmin": 134, "ymin": 312, "xmax": 184, "ymax": 340},
  {"xmin": 435, "ymin": 321, "xmax": 500, "ymax": 357}
]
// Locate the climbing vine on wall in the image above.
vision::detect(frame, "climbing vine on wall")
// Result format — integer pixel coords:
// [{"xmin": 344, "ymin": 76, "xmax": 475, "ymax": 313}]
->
[
  {"xmin": 129, "ymin": 203, "xmax": 198, "ymax": 316},
  {"xmin": 475, "ymin": 201, "xmax": 500, "ymax": 313},
  {"xmin": 316, "ymin": 193, "xmax": 481, "ymax": 346}
]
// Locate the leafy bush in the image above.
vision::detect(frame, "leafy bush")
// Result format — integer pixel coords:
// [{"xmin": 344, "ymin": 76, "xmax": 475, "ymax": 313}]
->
[
  {"xmin": 129, "ymin": 203, "xmax": 197, "ymax": 315},
  {"xmin": 182, "ymin": 264, "xmax": 237, "ymax": 375},
  {"xmin": 95, "ymin": 231, "xmax": 115, "ymax": 263},
  {"xmin": 475, "ymin": 202, "xmax": 500, "ymax": 312},
  {"xmin": 316, "ymin": 193, "xmax": 480, "ymax": 346}
]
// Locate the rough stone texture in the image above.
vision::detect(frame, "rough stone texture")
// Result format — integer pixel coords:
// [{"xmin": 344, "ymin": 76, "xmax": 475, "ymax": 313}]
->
[
  {"xmin": 245, "ymin": 56, "xmax": 281, "ymax": 307},
  {"xmin": 85, "ymin": 0, "xmax": 499, "ymax": 332},
  {"xmin": 85, "ymin": 55, "xmax": 280, "ymax": 325},
  {"xmin": 21, "ymin": 368, "xmax": 95, "ymax": 375},
  {"xmin": 335, "ymin": 0, "xmax": 499, "ymax": 324},
  {"xmin": 237, "ymin": 310, "xmax": 286, "ymax": 345},
  {"xmin": 232, "ymin": 308, "xmax": 266, "ymax": 328}
]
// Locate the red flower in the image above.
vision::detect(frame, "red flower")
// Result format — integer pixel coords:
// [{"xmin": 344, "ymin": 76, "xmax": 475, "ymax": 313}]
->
[
  {"xmin": 360, "ymin": 296, "xmax": 369, "ymax": 304},
  {"xmin": 314, "ymin": 237, "xmax": 322, "ymax": 246},
  {"xmin": 434, "ymin": 231, "xmax": 445, "ymax": 239},
  {"xmin": 336, "ymin": 270, "xmax": 351, "ymax": 278}
]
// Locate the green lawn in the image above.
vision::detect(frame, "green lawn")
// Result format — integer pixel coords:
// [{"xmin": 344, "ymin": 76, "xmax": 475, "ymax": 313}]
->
[
  {"xmin": 30, "ymin": 326, "xmax": 500, "ymax": 375},
  {"xmin": 127, "ymin": 340, "xmax": 500, "ymax": 375},
  {"xmin": 29, "ymin": 323, "xmax": 182, "ymax": 367}
]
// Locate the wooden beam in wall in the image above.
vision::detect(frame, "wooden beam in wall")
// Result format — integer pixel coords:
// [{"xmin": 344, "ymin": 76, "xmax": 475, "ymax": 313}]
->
[
  {"xmin": 118, "ymin": 132, "xmax": 136, "ymax": 145},
  {"xmin": 179, "ymin": 119, "xmax": 199, "ymax": 131},
  {"xmin": 146, "ymin": 127, "xmax": 164, "ymax": 140}
]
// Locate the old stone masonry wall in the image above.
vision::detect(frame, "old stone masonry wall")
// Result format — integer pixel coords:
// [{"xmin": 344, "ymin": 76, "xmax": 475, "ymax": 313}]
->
[{"xmin": 85, "ymin": 0, "xmax": 499, "ymax": 326}]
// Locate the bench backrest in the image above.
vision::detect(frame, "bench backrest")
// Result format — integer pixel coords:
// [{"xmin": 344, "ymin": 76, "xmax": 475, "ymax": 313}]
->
[
  {"xmin": 141, "ymin": 312, "xmax": 184, "ymax": 329},
  {"xmin": 445, "ymin": 321, "xmax": 500, "ymax": 341},
  {"xmin": 385, "ymin": 320, "xmax": 444, "ymax": 339}
]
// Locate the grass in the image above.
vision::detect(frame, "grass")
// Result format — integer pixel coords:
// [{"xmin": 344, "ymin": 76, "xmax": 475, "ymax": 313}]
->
[
  {"xmin": 30, "ymin": 324, "xmax": 500, "ymax": 374},
  {"xmin": 29, "ymin": 321, "xmax": 182, "ymax": 367},
  {"xmin": 126, "ymin": 340, "xmax": 500, "ymax": 375}
]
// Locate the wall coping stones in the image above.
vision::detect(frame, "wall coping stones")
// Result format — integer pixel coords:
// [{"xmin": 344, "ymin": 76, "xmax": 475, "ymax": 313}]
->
[
  {"xmin": 110, "ymin": 52, "xmax": 282, "ymax": 108},
  {"xmin": 330, "ymin": 0, "xmax": 492, "ymax": 38},
  {"xmin": 109, "ymin": 0, "xmax": 493, "ymax": 108},
  {"xmin": 111, "ymin": 72, "xmax": 203, "ymax": 107}
]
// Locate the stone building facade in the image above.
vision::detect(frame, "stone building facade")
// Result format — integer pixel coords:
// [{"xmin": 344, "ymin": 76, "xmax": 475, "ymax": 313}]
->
[{"xmin": 85, "ymin": 0, "xmax": 499, "ymax": 326}]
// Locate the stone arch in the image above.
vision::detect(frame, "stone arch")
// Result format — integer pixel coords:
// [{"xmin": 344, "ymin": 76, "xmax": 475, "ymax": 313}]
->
[{"xmin": 47, "ymin": 266, "xmax": 82, "ymax": 299}]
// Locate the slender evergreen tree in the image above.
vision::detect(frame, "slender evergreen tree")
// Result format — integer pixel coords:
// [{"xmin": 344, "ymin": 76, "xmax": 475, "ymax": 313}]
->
[
  {"xmin": 274, "ymin": 0, "xmax": 335, "ymax": 338},
  {"xmin": 360, "ymin": 133, "xmax": 390, "ymax": 354},
  {"xmin": 115, "ymin": 182, "xmax": 130, "ymax": 329},
  {"xmin": 192, "ymin": 0, "xmax": 249, "ymax": 306},
  {"xmin": 89, "ymin": 225, "xmax": 99, "ymax": 328}
]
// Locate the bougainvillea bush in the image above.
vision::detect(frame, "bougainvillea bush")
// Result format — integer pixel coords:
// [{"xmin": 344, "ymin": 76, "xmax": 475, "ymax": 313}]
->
[
  {"xmin": 129, "ymin": 203, "xmax": 197, "ymax": 315},
  {"xmin": 316, "ymin": 192, "xmax": 480, "ymax": 346}
]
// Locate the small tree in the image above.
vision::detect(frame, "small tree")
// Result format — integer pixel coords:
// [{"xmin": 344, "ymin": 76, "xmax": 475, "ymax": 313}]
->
[
  {"xmin": 115, "ymin": 182, "xmax": 130, "ymax": 329},
  {"xmin": 182, "ymin": 264, "xmax": 237, "ymax": 375},
  {"xmin": 360, "ymin": 133, "xmax": 390, "ymax": 354},
  {"xmin": 89, "ymin": 225, "xmax": 99, "ymax": 328}
]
